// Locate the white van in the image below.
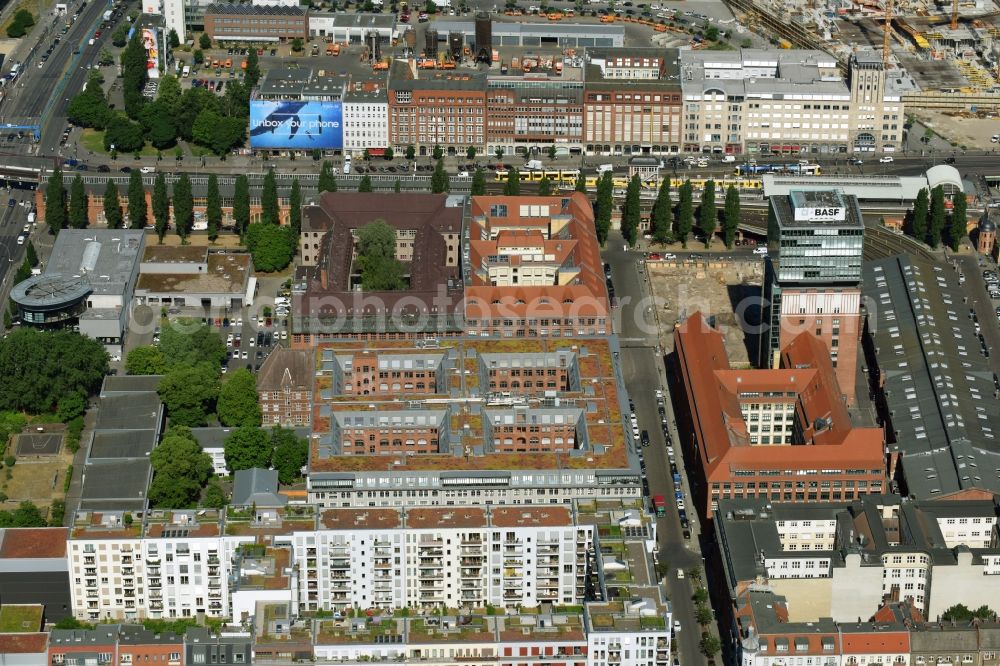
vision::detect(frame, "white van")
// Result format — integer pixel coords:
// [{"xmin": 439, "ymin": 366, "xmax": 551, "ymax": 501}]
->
[
  {"xmin": 596, "ymin": 163, "xmax": 614, "ymax": 175},
  {"xmin": 343, "ymin": 158, "xmax": 352, "ymax": 174},
  {"xmin": 753, "ymin": 246, "xmax": 768, "ymax": 255},
  {"xmin": 722, "ymin": 155, "xmax": 736, "ymax": 163}
]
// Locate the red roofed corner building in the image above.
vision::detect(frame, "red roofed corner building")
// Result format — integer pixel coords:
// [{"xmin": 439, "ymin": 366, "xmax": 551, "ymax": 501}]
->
[
  {"xmin": 464, "ymin": 193, "xmax": 610, "ymax": 338},
  {"xmin": 674, "ymin": 312, "xmax": 885, "ymax": 518}
]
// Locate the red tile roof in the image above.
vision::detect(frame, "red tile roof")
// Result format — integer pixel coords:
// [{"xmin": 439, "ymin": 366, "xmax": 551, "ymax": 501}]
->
[
  {"xmin": 0, "ymin": 633, "xmax": 48, "ymax": 653},
  {"xmin": 675, "ymin": 312, "xmax": 884, "ymax": 482},
  {"xmin": 841, "ymin": 630, "xmax": 910, "ymax": 653},
  {"xmin": 0, "ymin": 528, "xmax": 68, "ymax": 559}
]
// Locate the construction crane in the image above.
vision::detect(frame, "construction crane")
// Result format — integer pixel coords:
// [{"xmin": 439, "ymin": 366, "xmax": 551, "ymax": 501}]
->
[
  {"xmin": 883, "ymin": 0, "xmax": 894, "ymax": 67},
  {"xmin": 951, "ymin": 0, "xmax": 959, "ymax": 29}
]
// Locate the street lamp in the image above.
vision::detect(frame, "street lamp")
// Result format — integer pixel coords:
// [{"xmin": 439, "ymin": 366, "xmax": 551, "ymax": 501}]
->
[{"xmin": 110, "ymin": 143, "xmax": 116, "ymax": 160}]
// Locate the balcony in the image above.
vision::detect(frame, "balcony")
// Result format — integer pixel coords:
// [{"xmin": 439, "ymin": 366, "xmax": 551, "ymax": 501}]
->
[
  {"xmin": 148, "ymin": 579, "xmax": 161, "ymax": 588},
  {"xmin": 150, "ymin": 600, "xmax": 163, "ymax": 610},
  {"xmin": 147, "ymin": 567, "xmax": 160, "ymax": 576},
  {"xmin": 209, "ymin": 581, "xmax": 221, "ymax": 589},
  {"xmin": 208, "ymin": 568, "xmax": 220, "ymax": 577},
  {"xmin": 208, "ymin": 556, "xmax": 220, "ymax": 565}
]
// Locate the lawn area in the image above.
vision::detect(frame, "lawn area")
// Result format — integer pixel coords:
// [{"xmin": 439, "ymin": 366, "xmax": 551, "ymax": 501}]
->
[
  {"xmin": 2, "ymin": 453, "xmax": 71, "ymax": 509},
  {"xmin": 79, "ymin": 129, "xmax": 160, "ymax": 157},
  {"xmin": 0, "ymin": 605, "xmax": 43, "ymax": 632}
]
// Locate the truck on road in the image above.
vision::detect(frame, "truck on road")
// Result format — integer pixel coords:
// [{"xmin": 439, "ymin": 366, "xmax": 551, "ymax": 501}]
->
[
  {"xmin": 652, "ymin": 495, "xmax": 666, "ymax": 517},
  {"xmin": 525, "ymin": 159, "xmax": 543, "ymax": 171},
  {"xmin": 103, "ymin": 9, "xmax": 112, "ymax": 20}
]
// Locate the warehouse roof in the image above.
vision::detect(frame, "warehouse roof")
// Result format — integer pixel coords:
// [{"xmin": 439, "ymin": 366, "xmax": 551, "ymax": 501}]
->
[{"xmin": 864, "ymin": 255, "xmax": 1000, "ymax": 499}]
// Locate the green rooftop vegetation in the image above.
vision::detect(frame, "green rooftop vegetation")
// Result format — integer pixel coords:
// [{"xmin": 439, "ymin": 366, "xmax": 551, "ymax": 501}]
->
[{"xmin": 0, "ymin": 605, "xmax": 42, "ymax": 632}]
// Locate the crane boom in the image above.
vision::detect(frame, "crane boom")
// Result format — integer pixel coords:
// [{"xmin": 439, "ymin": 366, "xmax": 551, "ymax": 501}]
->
[
  {"xmin": 951, "ymin": 0, "xmax": 959, "ymax": 29},
  {"xmin": 883, "ymin": 0, "xmax": 894, "ymax": 67}
]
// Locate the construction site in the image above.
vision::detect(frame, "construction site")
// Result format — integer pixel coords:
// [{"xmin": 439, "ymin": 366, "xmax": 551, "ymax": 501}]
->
[{"xmin": 724, "ymin": 0, "xmax": 1000, "ymax": 110}]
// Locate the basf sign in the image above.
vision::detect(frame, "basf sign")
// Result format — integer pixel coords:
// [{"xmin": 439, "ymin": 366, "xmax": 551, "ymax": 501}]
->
[{"xmin": 249, "ymin": 101, "xmax": 343, "ymax": 150}]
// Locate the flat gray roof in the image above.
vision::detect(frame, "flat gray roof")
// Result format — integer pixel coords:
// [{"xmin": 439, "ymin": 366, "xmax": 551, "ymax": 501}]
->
[
  {"xmin": 94, "ymin": 393, "xmax": 162, "ymax": 431},
  {"xmin": 434, "ymin": 19, "xmax": 624, "ymax": 37},
  {"xmin": 11, "ymin": 273, "xmax": 91, "ymax": 310},
  {"xmin": 865, "ymin": 256, "xmax": 1000, "ymax": 499},
  {"xmin": 79, "ymin": 460, "xmax": 151, "ymax": 507},
  {"xmin": 45, "ymin": 230, "xmax": 144, "ymax": 297},
  {"xmin": 764, "ymin": 174, "xmax": 930, "ymax": 201},
  {"xmin": 88, "ymin": 430, "xmax": 156, "ymax": 460},
  {"xmin": 100, "ymin": 375, "xmax": 163, "ymax": 395}
]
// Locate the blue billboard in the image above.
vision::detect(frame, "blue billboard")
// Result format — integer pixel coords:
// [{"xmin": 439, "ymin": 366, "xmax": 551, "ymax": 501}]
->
[{"xmin": 249, "ymin": 100, "xmax": 343, "ymax": 150}]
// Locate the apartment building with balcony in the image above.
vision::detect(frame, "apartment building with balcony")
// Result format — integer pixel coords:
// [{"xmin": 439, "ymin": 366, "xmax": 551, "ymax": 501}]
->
[
  {"xmin": 679, "ymin": 49, "xmax": 902, "ymax": 156},
  {"xmin": 388, "ymin": 60, "xmax": 487, "ymax": 155},
  {"xmin": 583, "ymin": 48, "xmax": 682, "ymax": 156},
  {"xmin": 67, "ymin": 511, "xmax": 232, "ymax": 622},
  {"xmin": 290, "ymin": 506, "xmax": 590, "ymax": 612},
  {"xmin": 307, "ymin": 336, "xmax": 638, "ymax": 509},
  {"xmin": 715, "ymin": 496, "xmax": 1000, "ymax": 625}
]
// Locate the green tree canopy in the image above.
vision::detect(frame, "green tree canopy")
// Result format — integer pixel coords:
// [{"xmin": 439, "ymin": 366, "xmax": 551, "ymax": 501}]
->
[
  {"xmin": 358, "ymin": 174, "xmax": 373, "ymax": 193},
  {"xmin": 152, "ymin": 173, "xmax": 170, "ymax": 242},
  {"xmin": 698, "ymin": 179, "xmax": 717, "ymax": 248},
  {"xmin": 910, "ymin": 187, "xmax": 929, "ymax": 241},
  {"xmin": 127, "ymin": 170, "xmax": 147, "ymax": 230},
  {"xmin": 722, "ymin": 184, "xmax": 740, "ymax": 249},
  {"xmin": 594, "ymin": 172, "xmax": 613, "ymax": 245},
  {"xmin": 68, "ymin": 174, "xmax": 88, "ymax": 229},
  {"xmin": 503, "ymin": 167, "xmax": 521, "ymax": 196},
  {"xmin": 224, "ymin": 426, "xmax": 273, "ymax": 472},
  {"xmin": 538, "ymin": 175, "xmax": 553, "ymax": 196},
  {"xmin": 233, "ymin": 175, "xmax": 250, "ymax": 236},
  {"xmin": 206, "ymin": 173, "xmax": 221, "ymax": 241},
  {"xmin": 471, "ymin": 169, "xmax": 486, "ymax": 196},
  {"xmin": 431, "ymin": 158, "xmax": 449, "ymax": 193},
  {"xmin": 199, "ymin": 33, "xmax": 212, "ymax": 49},
  {"xmin": 0, "ymin": 501, "xmax": 47, "ymax": 527},
  {"xmin": 103, "ymin": 180, "xmax": 123, "ymax": 229},
  {"xmin": 217, "ymin": 369, "xmax": 261, "ymax": 428},
  {"xmin": 122, "ymin": 32, "xmax": 149, "ymax": 119},
  {"xmin": 157, "ymin": 364, "xmax": 221, "ymax": 427},
  {"xmin": 318, "ymin": 161, "xmax": 337, "ymax": 193},
  {"xmin": 621, "ymin": 174, "xmax": 641, "ymax": 246},
  {"xmin": 650, "ymin": 178, "xmax": 672, "ymax": 245},
  {"xmin": 949, "ymin": 191, "xmax": 967, "ymax": 251},
  {"xmin": 928, "ymin": 185, "xmax": 946, "ymax": 248},
  {"xmin": 202, "ymin": 480, "xmax": 228, "ymax": 508},
  {"xmin": 272, "ymin": 426, "xmax": 309, "ymax": 484},
  {"xmin": 289, "ymin": 178, "xmax": 302, "ymax": 237},
  {"xmin": 676, "ymin": 180, "xmax": 694, "ymax": 248},
  {"xmin": 149, "ymin": 426, "xmax": 214, "ymax": 508},
  {"xmin": 158, "ymin": 319, "xmax": 226, "ymax": 370},
  {"xmin": 245, "ymin": 223, "xmax": 296, "ymax": 272},
  {"xmin": 261, "ymin": 169, "xmax": 280, "ymax": 224},
  {"xmin": 126, "ymin": 346, "xmax": 168, "ymax": 375},
  {"xmin": 356, "ymin": 220, "xmax": 406, "ymax": 291},
  {"xmin": 0, "ymin": 329, "xmax": 108, "ymax": 413},
  {"xmin": 45, "ymin": 168, "xmax": 67, "ymax": 234},
  {"xmin": 432, "ymin": 144, "xmax": 443, "ymax": 160},
  {"xmin": 575, "ymin": 172, "xmax": 587, "ymax": 193},
  {"xmin": 172, "ymin": 173, "xmax": 194, "ymax": 240}
]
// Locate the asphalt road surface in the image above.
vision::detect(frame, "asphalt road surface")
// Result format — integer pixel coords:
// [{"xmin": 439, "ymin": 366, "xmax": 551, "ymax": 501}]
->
[
  {"xmin": 2, "ymin": 0, "xmax": 111, "ymax": 154},
  {"xmin": 604, "ymin": 231, "xmax": 712, "ymax": 666}
]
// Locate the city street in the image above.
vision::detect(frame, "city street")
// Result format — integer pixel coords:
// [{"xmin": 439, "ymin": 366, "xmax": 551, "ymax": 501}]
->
[{"xmin": 604, "ymin": 231, "xmax": 715, "ymax": 666}]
